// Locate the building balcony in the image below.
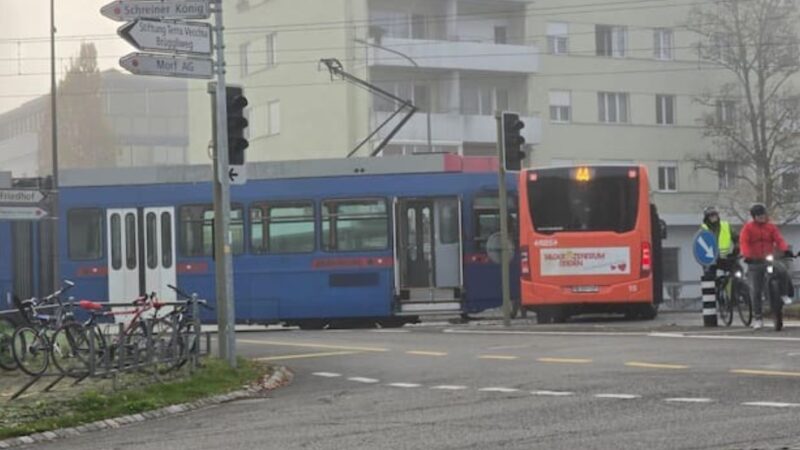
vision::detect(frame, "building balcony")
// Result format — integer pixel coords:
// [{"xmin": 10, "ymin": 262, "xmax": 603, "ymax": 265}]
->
[
  {"xmin": 373, "ymin": 110, "xmax": 541, "ymax": 145},
  {"xmin": 365, "ymin": 37, "xmax": 539, "ymax": 73}
]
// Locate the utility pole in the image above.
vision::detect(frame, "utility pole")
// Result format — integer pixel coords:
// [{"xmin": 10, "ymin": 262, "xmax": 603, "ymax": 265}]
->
[
  {"xmin": 495, "ymin": 111, "xmax": 512, "ymax": 328},
  {"xmin": 210, "ymin": 0, "xmax": 236, "ymax": 368},
  {"xmin": 49, "ymin": 0, "xmax": 60, "ymax": 293}
]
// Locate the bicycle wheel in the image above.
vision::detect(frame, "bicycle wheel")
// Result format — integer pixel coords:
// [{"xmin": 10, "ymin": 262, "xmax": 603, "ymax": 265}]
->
[
  {"xmin": 124, "ymin": 321, "xmax": 153, "ymax": 370},
  {"xmin": 0, "ymin": 317, "xmax": 17, "ymax": 371},
  {"xmin": 768, "ymin": 278, "xmax": 783, "ymax": 331},
  {"xmin": 734, "ymin": 279, "xmax": 753, "ymax": 327},
  {"xmin": 51, "ymin": 323, "xmax": 90, "ymax": 377},
  {"xmin": 717, "ymin": 278, "xmax": 734, "ymax": 327},
  {"xmin": 12, "ymin": 327, "xmax": 50, "ymax": 376},
  {"xmin": 152, "ymin": 317, "xmax": 183, "ymax": 374}
]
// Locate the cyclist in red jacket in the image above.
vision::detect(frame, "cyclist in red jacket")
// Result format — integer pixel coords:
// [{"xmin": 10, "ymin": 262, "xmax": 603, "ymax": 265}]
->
[{"xmin": 739, "ymin": 203, "xmax": 793, "ymax": 329}]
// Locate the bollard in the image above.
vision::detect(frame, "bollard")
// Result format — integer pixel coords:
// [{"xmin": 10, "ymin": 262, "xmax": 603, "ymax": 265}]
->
[{"xmin": 701, "ymin": 274, "xmax": 718, "ymax": 327}]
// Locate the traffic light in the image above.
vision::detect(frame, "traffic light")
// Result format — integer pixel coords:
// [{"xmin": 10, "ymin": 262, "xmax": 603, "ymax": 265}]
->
[
  {"xmin": 502, "ymin": 112, "xmax": 526, "ymax": 171},
  {"xmin": 226, "ymin": 86, "xmax": 249, "ymax": 166}
]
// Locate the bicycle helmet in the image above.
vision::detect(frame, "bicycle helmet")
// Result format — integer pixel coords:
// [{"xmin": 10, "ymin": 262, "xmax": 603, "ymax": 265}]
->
[
  {"xmin": 703, "ymin": 206, "xmax": 719, "ymax": 220},
  {"xmin": 750, "ymin": 203, "xmax": 767, "ymax": 218}
]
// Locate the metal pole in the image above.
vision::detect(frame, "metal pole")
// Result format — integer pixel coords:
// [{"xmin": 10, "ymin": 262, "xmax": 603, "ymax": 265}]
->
[
  {"xmin": 211, "ymin": 1, "xmax": 236, "ymax": 368},
  {"xmin": 495, "ymin": 112, "xmax": 512, "ymax": 327},
  {"xmin": 49, "ymin": 0, "xmax": 60, "ymax": 292}
]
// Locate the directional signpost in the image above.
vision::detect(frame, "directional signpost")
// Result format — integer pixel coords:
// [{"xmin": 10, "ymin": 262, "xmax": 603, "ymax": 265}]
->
[
  {"xmin": 693, "ymin": 229, "xmax": 719, "ymax": 327},
  {"xmin": 0, "ymin": 190, "xmax": 45, "ymax": 205},
  {"xmin": 0, "ymin": 207, "xmax": 48, "ymax": 221},
  {"xmin": 100, "ymin": 0, "xmax": 210, "ymax": 21},
  {"xmin": 119, "ymin": 52, "xmax": 213, "ymax": 79},
  {"xmin": 118, "ymin": 19, "xmax": 212, "ymax": 55},
  {"xmin": 228, "ymin": 166, "xmax": 246, "ymax": 185}
]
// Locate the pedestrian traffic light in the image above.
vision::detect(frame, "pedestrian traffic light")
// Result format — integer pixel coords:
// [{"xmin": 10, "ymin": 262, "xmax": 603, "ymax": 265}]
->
[
  {"xmin": 502, "ymin": 112, "xmax": 526, "ymax": 171},
  {"xmin": 226, "ymin": 86, "xmax": 249, "ymax": 166}
]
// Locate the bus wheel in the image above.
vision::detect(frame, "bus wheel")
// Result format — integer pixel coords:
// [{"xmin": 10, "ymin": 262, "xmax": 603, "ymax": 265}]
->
[
  {"xmin": 535, "ymin": 310, "xmax": 551, "ymax": 324},
  {"xmin": 377, "ymin": 318, "xmax": 405, "ymax": 329},
  {"xmin": 640, "ymin": 304, "xmax": 659, "ymax": 320},
  {"xmin": 297, "ymin": 320, "xmax": 328, "ymax": 330}
]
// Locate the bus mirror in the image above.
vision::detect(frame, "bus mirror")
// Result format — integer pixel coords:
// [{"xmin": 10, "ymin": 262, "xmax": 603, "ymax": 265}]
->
[{"xmin": 659, "ymin": 219, "xmax": 667, "ymax": 240}]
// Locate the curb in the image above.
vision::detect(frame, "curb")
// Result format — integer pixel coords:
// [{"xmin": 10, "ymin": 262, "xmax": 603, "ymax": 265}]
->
[{"xmin": 0, "ymin": 365, "xmax": 293, "ymax": 449}]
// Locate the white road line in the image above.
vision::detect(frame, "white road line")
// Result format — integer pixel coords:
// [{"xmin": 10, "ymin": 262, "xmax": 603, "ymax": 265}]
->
[
  {"xmin": 531, "ymin": 390, "xmax": 574, "ymax": 396},
  {"xmin": 430, "ymin": 385, "xmax": 468, "ymax": 391},
  {"xmin": 595, "ymin": 393, "xmax": 641, "ymax": 400},
  {"xmin": 312, "ymin": 372, "xmax": 342, "ymax": 378},
  {"xmin": 372, "ymin": 329, "xmax": 410, "ymax": 333},
  {"xmin": 387, "ymin": 383, "xmax": 421, "ymax": 388},
  {"xmin": 742, "ymin": 402, "xmax": 800, "ymax": 408},
  {"xmin": 479, "ymin": 387, "xmax": 520, "ymax": 393},
  {"xmin": 648, "ymin": 332, "xmax": 800, "ymax": 342},
  {"xmin": 348, "ymin": 377, "xmax": 380, "ymax": 384},
  {"xmin": 444, "ymin": 329, "xmax": 646, "ymax": 337},
  {"xmin": 664, "ymin": 397, "xmax": 713, "ymax": 403}
]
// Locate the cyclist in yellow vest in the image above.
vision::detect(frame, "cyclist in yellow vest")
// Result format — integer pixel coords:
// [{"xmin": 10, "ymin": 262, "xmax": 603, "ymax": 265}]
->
[{"xmin": 701, "ymin": 206, "xmax": 738, "ymax": 279}]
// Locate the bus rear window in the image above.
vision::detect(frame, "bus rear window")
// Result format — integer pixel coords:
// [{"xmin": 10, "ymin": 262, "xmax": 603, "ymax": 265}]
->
[{"xmin": 528, "ymin": 167, "xmax": 639, "ymax": 233}]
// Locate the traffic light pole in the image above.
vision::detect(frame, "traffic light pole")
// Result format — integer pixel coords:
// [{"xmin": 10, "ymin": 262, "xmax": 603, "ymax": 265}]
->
[
  {"xmin": 495, "ymin": 112, "xmax": 512, "ymax": 328},
  {"xmin": 211, "ymin": 1, "xmax": 236, "ymax": 368}
]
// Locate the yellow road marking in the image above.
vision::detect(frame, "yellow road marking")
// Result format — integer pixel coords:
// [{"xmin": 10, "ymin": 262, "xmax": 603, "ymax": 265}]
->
[
  {"xmin": 254, "ymin": 351, "xmax": 359, "ymax": 361},
  {"xmin": 238, "ymin": 339, "xmax": 389, "ymax": 353},
  {"xmin": 537, "ymin": 357, "xmax": 593, "ymax": 364},
  {"xmin": 626, "ymin": 361, "xmax": 688, "ymax": 370},
  {"xmin": 732, "ymin": 369, "xmax": 800, "ymax": 378},
  {"xmin": 406, "ymin": 351, "xmax": 448, "ymax": 357},
  {"xmin": 478, "ymin": 355, "xmax": 519, "ymax": 360}
]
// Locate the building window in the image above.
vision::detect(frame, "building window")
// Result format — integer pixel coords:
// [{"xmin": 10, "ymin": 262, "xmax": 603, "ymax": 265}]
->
[
  {"xmin": 268, "ymin": 100, "xmax": 280, "ymax": 135},
  {"xmin": 265, "ymin": 33, "xmax": 276, "ymax": 68},
  {"xmin": 547, "ymin": 22, "xmax": 568, "ymax": 55},
  {"xmin": 413, "ymin": 85, "xmax": 430, "ymax": 112},
  {"xmin": 240, "ymin": 33, "xmax": 276, "ymax": 75},
  {"xmin": 656, "ymin": 94, "xmax": 675, "ymax": 125},
  {"xmin": 596, "ymin": 25, "xmax": 627, "ymax": 57},
  {"xmin": 598, "ymin": 92, "xmax": 629, "ymax": 123},
  {"xmin": 251, "ymin": 202, "xmax": 315, "ymax": 253},
  {"xmin": 718, "ymin": 161, "xmax": 739, "ymax": 190},
  {"xmin": 653, "ymin": 28, "xmax": 673, "ymax": 60},
  {"xmin": 239, "ymin": 42, "xmax": 250, "ymax": 77},
  {"xmin": 716, "ymin": 100, "xmax": 736, "ymax": 125},
  {"xmin": 322, "ymin": 199, "xmax": 389, "ymax": 251},
  {"xmin": 494, "ymin": 26, "xmax": 507, "ymax": 44},
  {"xmin": 549, "ymin": 90, "xmax": 571, "ymax": 123},
  {"xmin": 658, "ymin": 162, "xmax": 678, "ymax": 192},
  {"xmin": 370, "ymin": 10, "xmax": 427, "ymax": 40},
  {"xmin": 248, "ymin": 101, "xmax": 280, "ymax": 139},
  {"xmin": 461, "ymin": 86, "xmax": 511, "ymax": 116},
  {"xmin": 67, "ymin": 209, "xmax": 103, "ymax": 260}
]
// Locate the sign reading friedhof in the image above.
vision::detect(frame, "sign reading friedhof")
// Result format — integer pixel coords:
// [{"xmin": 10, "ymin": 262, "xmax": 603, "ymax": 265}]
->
[
  {"xmin": 0, "ymin": 190, "xmax": 45, "ymax": 205},
  {"xmin": 119, "ymin": 52, "xmax": 213, "ymax": 79},
  {"xmin": 101, "ymin": 0, "xmax": 210, "ymax": 22},
  {"xmin": 118, "ymin": 19, "xmax": 212, "ymax": 56}
]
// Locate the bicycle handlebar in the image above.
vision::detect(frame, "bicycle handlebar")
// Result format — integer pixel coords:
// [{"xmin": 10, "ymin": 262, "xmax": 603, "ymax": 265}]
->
[{"xmin": 167, "ymin": 284, "xmax": 193, "ymax": 300}]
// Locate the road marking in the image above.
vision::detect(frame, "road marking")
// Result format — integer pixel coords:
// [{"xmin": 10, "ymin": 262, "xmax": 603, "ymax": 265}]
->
[
  {"xmin": 742, "ymin": 402, "xmax": 800, "ymax": 408},
  {"xmin": 731, "ymin": 369, "xmax": 800, "ymax": 378},
  {"xmin": 664, "ymin": 397, "xmax": 713, "ymax": 403},
  {"xmin": 430, "ymin": 385, "xmax": 468, "ymax": 391},
  {"xmin": 478, "ymin": 355, "xmax": 519, "ymax": 360},
  {"xmin": 626, "ymin": 361, "xmax": 688, "ymax": 370},
  {"xmin": 312, "ymin": 372, "xmax": 342, "ymax": 378},
  {"xmin": 538, "ymin": 357, "xmax": 592, "ymax": 364},
  {"xmin": 648, "ymin": 332, "xmax": 800, "ymax": 342},
  {"xmin": 406, "ymin": 351, "xmax": 448, "ymax": 357},
  {"xmin": 254, "ymin": 351, "xmax": 358, "ymax": 361},
  {"xmin": 531, "ymin": 390, "xmax": 574, "ymax": 396},
  {"xmin": 445, "ymin": 329, "xmax": 646, "ymax": 337},
  {"xmin": 387, "ymin": 383, "xmax": 421, "ymax": 388},
  {"xmin": 348, "ymin": 377, "xmax": 379, "ymax": 384},
  {"xmin": 372, "ymin": 329, "xmax": 410, "ymax": 333},
  {"xmin": 238, "ymin": 339, "xmax": 389, "ymax": 353},
  {"xmin": 595, "ymin": 393, "xmax": 641, "ymax": 399},
  {"xmin": 479, "ymin": 387, "xmax": 520, "ymax": 393}
]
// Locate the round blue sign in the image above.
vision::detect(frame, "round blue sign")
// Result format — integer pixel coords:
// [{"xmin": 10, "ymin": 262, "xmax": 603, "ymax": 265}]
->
[{"xmin": 693, "ymin": 230, "xmax": 719, "ymax": 266}]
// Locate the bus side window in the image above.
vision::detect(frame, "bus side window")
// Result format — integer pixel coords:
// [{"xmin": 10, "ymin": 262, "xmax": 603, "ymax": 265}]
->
[{"xmin": 67, "ymin": 209, "xmax": 104, "ymax": 260}]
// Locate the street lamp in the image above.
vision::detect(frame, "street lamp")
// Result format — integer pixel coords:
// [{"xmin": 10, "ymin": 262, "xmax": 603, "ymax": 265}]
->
[
  {"xmin": 49, "ymin": 0, "xmax": 60, "ymax": 292},
  {"xmin": 355, "ymin": 38, "xmax": 432, "ymax": 154}
]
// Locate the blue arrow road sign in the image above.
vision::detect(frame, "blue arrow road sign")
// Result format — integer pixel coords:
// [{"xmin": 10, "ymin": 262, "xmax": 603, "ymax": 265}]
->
[{"xmin": 693, "ymin": 230, "xmax": 719, "ymax": 266}]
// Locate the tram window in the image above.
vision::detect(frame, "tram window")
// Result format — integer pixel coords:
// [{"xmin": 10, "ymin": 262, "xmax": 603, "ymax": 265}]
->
[
  {"xmin": 67, "ymin": 209, "xmax": 103, "ymax": 260},
  {"xmin": 322, "ymin": 199, "xmax": 388, "ymax": 252},
  {"xmin": 179, "ymin": 204, "xmax": 244, "ymax": 257},
  {"xmin": 110, "ymin": 214, "xmax": 122, "ymax": 270},
  {"xmin": 146, "ymin": 212, "xmax": 157, "ymax": 269},
  {"xmin": 438, "ymin": 200, "xmax": 459, "ymax": 244},
  {"xmin": 251, "ymin": 202, "xmax": 315, "ymax": 253},
  {"xmin": 125, "ymin": 213, "xmax": 137, "ymax": 270},
  {"xmin": 473, "ymin": 196, "xmax": 518, "ymax": 252},
  {"xmin": 161, "ymin": 212, "xmax": 173, "ymax": 268}
]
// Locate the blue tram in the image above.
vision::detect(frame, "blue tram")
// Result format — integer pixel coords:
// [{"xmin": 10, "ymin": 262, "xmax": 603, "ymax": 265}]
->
[{"xmin": 5, "ymin": 154, "xmax": 519, "ymax": 327}]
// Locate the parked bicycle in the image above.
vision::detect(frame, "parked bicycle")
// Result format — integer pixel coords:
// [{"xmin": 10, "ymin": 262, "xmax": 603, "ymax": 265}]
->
[
  {"xmin": 150, "ymin": 285, "xmax": 210, "ymax": 373},
  {"xmin": 715, "ymin": 256, "xmax": 752, "ymax": 327},
  {"xmin": 0, "ymin": 316, "xmax": 16, "ymax": 371}
]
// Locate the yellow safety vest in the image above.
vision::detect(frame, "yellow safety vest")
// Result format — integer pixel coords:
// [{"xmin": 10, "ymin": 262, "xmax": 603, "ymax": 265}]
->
[{"xmin": 702, "ymin": 221, "xmax": 733, "ymax": 256}]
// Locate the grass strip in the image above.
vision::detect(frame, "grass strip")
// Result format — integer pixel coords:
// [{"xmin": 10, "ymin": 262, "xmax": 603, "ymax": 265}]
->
[{"xmin": 0, "ymin": 358, "xmax": 265, "ymax": 440}]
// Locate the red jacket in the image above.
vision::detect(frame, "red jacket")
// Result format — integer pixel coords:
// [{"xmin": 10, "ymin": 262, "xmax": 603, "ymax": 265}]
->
[{"xmin": 739, "ymin": 220, "xmax": 789, "ymax": 260}]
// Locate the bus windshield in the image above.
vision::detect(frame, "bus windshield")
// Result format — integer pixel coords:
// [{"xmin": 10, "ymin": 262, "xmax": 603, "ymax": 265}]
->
[{"xmin": 527, "ymin": 166, "xmax": 639, "ymax": 234}]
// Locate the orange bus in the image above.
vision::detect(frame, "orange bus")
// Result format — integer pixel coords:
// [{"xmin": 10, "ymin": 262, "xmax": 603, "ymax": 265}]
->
[{"xmin": 518, "ymin": 165, "xmax": 664, "ymax": 323}]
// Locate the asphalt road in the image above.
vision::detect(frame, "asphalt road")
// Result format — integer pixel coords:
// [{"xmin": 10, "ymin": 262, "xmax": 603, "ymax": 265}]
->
[{"xmin": 27, "ymin": 312, "xmax": 800, "ymax": 450}]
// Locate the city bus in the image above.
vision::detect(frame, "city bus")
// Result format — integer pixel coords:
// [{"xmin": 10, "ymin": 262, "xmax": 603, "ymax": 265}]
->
[{"xmin": 518, "ymin": 165, "xmax": 664, "ymax": 323}]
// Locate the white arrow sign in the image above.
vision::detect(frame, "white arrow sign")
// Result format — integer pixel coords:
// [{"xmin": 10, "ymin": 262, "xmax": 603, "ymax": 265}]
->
[
  {"xmin": 698, "ymin": 235, "xmax": 715, "ymax": 259},
  {"xmin": 119, "ymin": 52, "xmax": 213, "ymax": 79},
  {"xmin": 0, "ymin": 206, "xmax": 48, "ymax": 221},
  {"xmin": 101, "ymin": 0, "xmax": 210, "ymax": 22},
  {"xmin": 0, "ymin": 190, "xmax": 45, "ymax": 204},
  {"xmin": 227, "ymin": 165, "xmax": 247, "ymax": 185},
  {"xmin": 118, "ymin": 19, "xmax": 212, "ymax": 56}
]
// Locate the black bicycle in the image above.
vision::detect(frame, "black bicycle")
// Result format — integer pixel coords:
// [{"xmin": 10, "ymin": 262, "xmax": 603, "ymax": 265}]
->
[
  {"xmin": 763, "ymin": 252, "xmax": 795, "ymax": 331},
  {"xmin": 716, "ymin": 256, "xmax": 752, "ymax": 327}
]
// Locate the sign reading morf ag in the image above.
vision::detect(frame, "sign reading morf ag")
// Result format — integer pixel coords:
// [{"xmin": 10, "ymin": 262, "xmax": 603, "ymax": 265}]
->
[
  {"xmin": 119, "ymin": 52, "xmax": 213, "ymax": 79},
  {"xmin": 540, "ymin": 247, "xmax": 631, "ymax": 276}
]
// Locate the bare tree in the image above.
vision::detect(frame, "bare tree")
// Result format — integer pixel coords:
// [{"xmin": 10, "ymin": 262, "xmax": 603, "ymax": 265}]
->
[
  {"xmin": 688, "ymin": 0, "xmax": 800, "ymax": 222},
  {"xmin": 39, "ymin": 42, "xmax": 118, "ymax": 172}
]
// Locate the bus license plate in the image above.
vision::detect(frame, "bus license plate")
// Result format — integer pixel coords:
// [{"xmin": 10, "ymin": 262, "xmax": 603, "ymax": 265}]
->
[{"xmin": 572, "ymin": 285, "xmax": 599, "ymax": 293}]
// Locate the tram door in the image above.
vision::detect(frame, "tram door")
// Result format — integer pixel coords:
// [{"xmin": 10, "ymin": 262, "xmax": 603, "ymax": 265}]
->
[
  {"xmin": 395, "ymin": 197, "xmax": 463, "ymax": 314},
  {"xmin": 107, "ymin": 208, "xmax": 176, "ymax": 309}
]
